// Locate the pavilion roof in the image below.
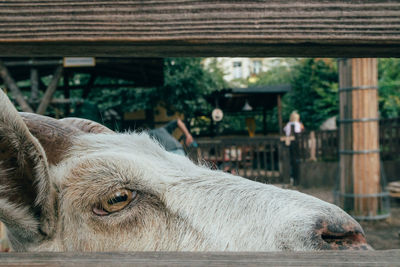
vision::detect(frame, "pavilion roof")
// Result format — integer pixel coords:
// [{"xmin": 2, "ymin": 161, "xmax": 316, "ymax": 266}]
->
[{"xmin": 208, "ymin": 85, "xmax": 290, "ymax": 113}]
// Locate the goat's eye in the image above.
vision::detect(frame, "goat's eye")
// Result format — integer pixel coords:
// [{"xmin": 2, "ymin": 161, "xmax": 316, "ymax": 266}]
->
[{"xmin": 93, "ymin": 189, "xmax": 136, "ymax": 216}]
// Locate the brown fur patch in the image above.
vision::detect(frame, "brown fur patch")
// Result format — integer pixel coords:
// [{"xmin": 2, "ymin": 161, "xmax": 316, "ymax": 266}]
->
[{"xmin": 20, "ymin": 113, "xmax": 78, "ymax": 165}]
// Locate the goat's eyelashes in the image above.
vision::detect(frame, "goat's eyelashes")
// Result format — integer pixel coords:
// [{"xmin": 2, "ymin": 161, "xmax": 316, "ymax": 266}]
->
[{"xmin": 93, "ymin": 189, "xmax": 136, "ymax": 216}]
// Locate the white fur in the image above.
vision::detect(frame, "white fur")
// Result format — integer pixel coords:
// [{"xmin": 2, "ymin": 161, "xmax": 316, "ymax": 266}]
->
[
  {"xmin": 35, "ymin": 132, "xmax": 360, "ymax": 252},
  {"xmin": 0, "ymin": 87, "xmax": 364, "ymax": 252}
]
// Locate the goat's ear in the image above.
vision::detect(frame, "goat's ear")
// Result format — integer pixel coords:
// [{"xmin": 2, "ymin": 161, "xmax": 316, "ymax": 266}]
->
[{"xmin": 0, "ymin": 90, "xmax": 55, "ymax": 249}]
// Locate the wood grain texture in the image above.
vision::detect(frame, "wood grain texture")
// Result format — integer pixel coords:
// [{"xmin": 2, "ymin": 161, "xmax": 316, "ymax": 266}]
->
[
  {"xmin": 0, "ymin": 1, "xmax": 399, "ymax": 57},
  {"xmin": 0, "ymin": 250, "xmax": 399, "ymax": 266},
  {"xmin": 350, "ymin": 59, "xmax": 380, "ymax": 217}
]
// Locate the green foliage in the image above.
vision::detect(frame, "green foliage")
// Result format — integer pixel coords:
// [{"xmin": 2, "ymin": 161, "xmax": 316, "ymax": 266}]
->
[
  {"xmin": 157, "ymin": 58, "xmax": 216, "ymax": 118},
  {"xmin": 284, "ymin": 58, "xmax": 339, "ymax": 130},
  {"xmin": 378, "ymin": 58, "xmax": 400, "ymax": 118},
  {"xmin": 3, "ymin": 57, "xmax": 399, "ymax": 135},
  {"xmin": 252, "ymin": 65, "xmax": 291, "ymax": 86},
  {"xmin": 79, "ymin": 58, "xmax": 219, "ymax": 129},
  {"xmin": 70, "ymin": 75, "xmax": 154, "ymax": 129},
  {"xmin": 217, "ymin": 58, "xmax": 340, "ymax": 133},
  {"xmin": 251, "ymin": 58, "xmax": 297, "ymax": 86},
  {"xmin": 205, "ymin": 58, "xmax": 229, "ymax": 90},
  {"xmin": 88, "ymin": 87, "xmax": 154, "ymax": 114},
  {"xmin": 215, "ymin": 113, "xmax": 266, "ymax": 135},
  {"xmin": 262, "ymin": 58, "xmax": 399, "ymax": 132},
  {"xmin": 61, "ymin": 58, "xmax": 400, "ymax": 134}
]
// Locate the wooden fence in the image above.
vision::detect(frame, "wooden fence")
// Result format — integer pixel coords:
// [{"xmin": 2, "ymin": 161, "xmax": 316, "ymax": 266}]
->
[
  {"xmin": 294, "ymin": 117, "xmax": 400, "ymax": 162},
  {"xmin": 294, "ymin": 130, "xmax": 339, "ymax": 162},
  {"xmin": 0, "ymin": 250, "xmax": 399, "ymax": 266},
  {"xmin": 188, "ymin": 137, "xmax": 290, "ymax": 184},
  {"xmin": 380, "ymin": 117, "xmax": 400, "ymax": 160},
  {"xmin": 188, "ymin": 117, "xmax": 399, "ymax": 184}
]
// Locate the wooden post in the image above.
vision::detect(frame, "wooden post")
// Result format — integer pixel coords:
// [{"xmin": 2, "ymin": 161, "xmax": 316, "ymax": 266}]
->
[
  {"xmin": 29, "ymin": 67, "xmax": 39, "ymax": 105},
  {"xmin": 0, "ymin": 60, "xmax": 33, "ymax": 112},
  {"xmin": 36, "ymin": 65, "xmax": 63, "ymax": 115},
  {"xmin": 63, "ymin": 72, "xmax": 70, "ymax": 116},
  {"xmin": 82, "ymin": 73, "xmax": 96, "ymax": 98},
  {"xmin": 262, "ymin": 107, "xmax": 267, "ymax": 135},
  {"xmin": 309, "ymin": 131, "xmax": 317, "ymax": 162},
  {"xmin": 277, "ymin": 94, "xmax": 283, "ymax": 135},
  {"xmin": 338, "ymin": 58, "xmax": 381, "ymax": 219},
  {"xmin": 279, "ymin": 141, "xmax": 291, "ymax": 185}
]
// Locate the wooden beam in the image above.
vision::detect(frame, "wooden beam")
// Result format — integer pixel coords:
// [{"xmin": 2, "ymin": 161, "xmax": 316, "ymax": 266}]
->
[
  {"xmin": 3, "ymin": 58, "xmax": 153, "ymax": 67},
  {"xmin": 36, "ymin": 65, "xmax": 63, "ymax": 115},
  {"xmin": 0, "ymin": 60, "xmax": 33, "ymax": 112},
  {"xmin": 4, "ymin": 59, "xmax": 62, "ymax": 67},
  {"xmin": 0, "ymin": 250, "xmax": 399, "ymax": 266},
  {"xmin": 1, "ymin": 42, "xmax": 399, "ymax": 58},
  {"xmin": 15, "ymin": 83, "xmax": 142, "ymax": 92},
  {"xmin": 0, "ymin": 1, "xmax": 399, "ymax": 57},
  {"xmin": 51, "ymin": 98, "xmax": 83, "ymax": 104}
]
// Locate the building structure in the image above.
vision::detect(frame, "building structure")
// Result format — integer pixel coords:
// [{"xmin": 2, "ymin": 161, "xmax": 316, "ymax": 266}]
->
[
  {"xmin": 206, "ymin": 85, "xmax": 290, "ymax": 135},
  {"xmin": 204, "ymin": 58, "xmax": 285, "ymax": 86},
  {"xmin": 0, "ymin": 57, "xmax": 163, "ymax": 119}
]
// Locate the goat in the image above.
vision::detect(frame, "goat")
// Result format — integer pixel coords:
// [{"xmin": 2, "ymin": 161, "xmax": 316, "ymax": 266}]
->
[{"xmin": 0, "ymin": 89, "xmax": 371, "ymax": 252}]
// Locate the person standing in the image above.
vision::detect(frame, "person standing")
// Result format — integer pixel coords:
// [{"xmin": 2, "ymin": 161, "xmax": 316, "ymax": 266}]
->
[{"xmin": 283, "ymin": 111, "xmax": 305, "ymax": 136}]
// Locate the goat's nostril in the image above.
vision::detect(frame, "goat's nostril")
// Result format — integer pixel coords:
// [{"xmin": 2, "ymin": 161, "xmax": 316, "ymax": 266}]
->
[
  {"xmin": 315, "ymin": 221, "xmax": 373, "ymax": 250},
  {"xmin": 321, "ymin": 232, "xmax": 364, "ymax": 246}
]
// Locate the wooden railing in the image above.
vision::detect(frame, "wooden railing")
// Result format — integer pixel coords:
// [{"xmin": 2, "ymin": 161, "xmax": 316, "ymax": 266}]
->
[
  {"xmin": 380, "ymin": 117, "xmax": 400, "ymax": 160},
  {"xmin": 294, "ymin": 130, "xmax": 338, "ymax": 162},
  {"xmin": 0, "ymin": 250, "xmax": 399, "ymax": 266},
  {"xmin": 294, "ymin": 117, "xmax": 400, "ymax": 162},
  {"xmin": 187, "ymin": 117, "xmax": 399, "ymax": 185},
  {"xmin": 188, "ymin": 137, "xmax": 290, "ymax": 184}
]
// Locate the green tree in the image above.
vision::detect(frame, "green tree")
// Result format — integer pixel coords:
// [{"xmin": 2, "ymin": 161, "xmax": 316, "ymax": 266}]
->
[
  {"xmin": 378, "ymin": 58, "xmax": 400, "ymax": 118},
  {"xmin": 79, "ymin": 58, "xmax": 220, "ymax": 130},
  {"xmin": 251, "ymin": 58, "xmax": 297, "ymax": 86},
  {"xmin": 157, "ymin": 58, "xmax": 218, "ymax": 119},
  {"xmin": 5, "ymin": 57, "xmax": 398, "ymax": 134},
  {"xmin": 281, "ymin": 58, "xmax": 338, "ymax": 130}
]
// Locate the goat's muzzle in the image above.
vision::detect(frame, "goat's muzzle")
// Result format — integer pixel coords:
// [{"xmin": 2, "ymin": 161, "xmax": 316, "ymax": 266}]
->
[{"xmin": 313, "ymin": 219, "xmax": 373, "ymax": 250}]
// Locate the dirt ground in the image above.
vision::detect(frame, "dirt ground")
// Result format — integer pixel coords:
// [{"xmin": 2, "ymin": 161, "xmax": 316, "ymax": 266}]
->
[{"xmin": 297, "ymin": 187, "xmax": 400, "ymax": 250}]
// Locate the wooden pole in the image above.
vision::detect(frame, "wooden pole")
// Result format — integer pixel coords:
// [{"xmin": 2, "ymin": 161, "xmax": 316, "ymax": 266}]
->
[
  {"xmin": 29, "ymin": 67, "xmax": 39, "ymax": 104},
  {"xmin": 277, "ymin": 94, "xmax": 283, "ymax": 135},
  {"xmin": 262, "ymin": 107, "xmax": 267, "ymax": 135},
  {"xmin": 0, "ymin": 60, "xmax": 34, "ymax": 112},
  {"xmin": 338, "ymin": 58, "xmax": 380, "ymax": 218},
  {"xmin": 63, "ymin": 72, "xmax": 70, "ymax": 116},
  {"xmin": 339, "ymin": 59, "xmax": 353, "ymax": 212},
  {"xmin": 82, "ymin": 73, "xmax": 96, "ymax": 98},
  {"xmin": 36, "ymin": 65, "xmax": 63, "ymax": 115}
]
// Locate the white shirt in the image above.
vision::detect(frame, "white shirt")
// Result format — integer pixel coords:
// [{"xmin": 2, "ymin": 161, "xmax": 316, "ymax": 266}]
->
[{"xmin": 284, "ymin": 122, "xmax": 302, "ymax": 136}]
